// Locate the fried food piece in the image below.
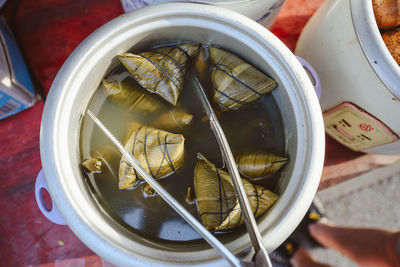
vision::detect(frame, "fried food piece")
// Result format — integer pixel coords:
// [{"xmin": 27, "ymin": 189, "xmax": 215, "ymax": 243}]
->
[
  {"xmin": 373, "ymin": 0, "xmax": 400, "ymax": 29},
  {"xmin": 382, "ymin": 27, "xmax": 400, "ymax": 65}
]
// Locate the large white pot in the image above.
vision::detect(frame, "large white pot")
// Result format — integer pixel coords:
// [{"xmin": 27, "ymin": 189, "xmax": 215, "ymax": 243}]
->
[
  {"xmin": 120, "ymin": 0, "xmax": 287, "ymax": 28},
  {"xmin": 38, "ymin": 3, "xmax": 324, "ymax": 266},
  {"xmin": 296, "ymin": 0, "xmax": 400, "ymax": 154}
]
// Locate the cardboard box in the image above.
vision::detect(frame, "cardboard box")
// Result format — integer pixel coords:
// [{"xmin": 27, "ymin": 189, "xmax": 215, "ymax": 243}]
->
[{"xmin": 0, "ymin": 16, "xmax": 37, "ymax": 120}]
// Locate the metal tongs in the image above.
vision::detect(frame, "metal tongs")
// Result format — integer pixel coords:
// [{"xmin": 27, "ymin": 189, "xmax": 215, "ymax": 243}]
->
[
  {"xmin": 86, "ymin": 51, "xmax": 273, "ymax": 267},
  {"xmin": 192, "ymin": 49, "xmax": 273, "ymax": 267}
]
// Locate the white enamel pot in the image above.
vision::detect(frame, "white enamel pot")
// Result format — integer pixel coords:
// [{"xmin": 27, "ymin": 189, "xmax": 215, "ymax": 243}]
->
[
  {"xmin": 37, "ymin": 3, "xmax": 324, "ymax": 266},
  {"xmin": 120, "ymin": 0, "xmax": 287, "ymax": 28}
]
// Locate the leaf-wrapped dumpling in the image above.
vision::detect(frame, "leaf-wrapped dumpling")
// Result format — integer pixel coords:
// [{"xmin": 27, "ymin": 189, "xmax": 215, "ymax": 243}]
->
[
  {"xmin": 118, "ymin": 43, "xmax": 200, "ymax": 106},
  {"xmin": 81, "ymin": 145, "xmax": 118, "ymax": 176},
  {"xmin": 235, "ymin": 151, "xmax": 288, "ymax": 179},
  {"xmin": 103, "ymin": 73, "xmax": 194, "ymax": 129},
  {"xmin": 209, "ymin": 46, "xmax": 277, "ymax": 111},
  {"xmin": 102, "ymin": 72, "xmax": 165, "ymax": 114},
  {"xmin": 119, "ymin": 123, "xmax": 185, "ymax": 189},
  {"xmin": 194, "ymin": 153, "xmax": 278, "ymax": 231},
  {"xmin": 151, "ymin": 109, "xmax": 193, "ymax": 132}
]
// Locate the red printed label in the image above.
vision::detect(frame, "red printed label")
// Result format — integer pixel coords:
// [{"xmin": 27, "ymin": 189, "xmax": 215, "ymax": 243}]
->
[{"xmin": 359, "ymin": 123, "xmax": 374, "ymax": 132}]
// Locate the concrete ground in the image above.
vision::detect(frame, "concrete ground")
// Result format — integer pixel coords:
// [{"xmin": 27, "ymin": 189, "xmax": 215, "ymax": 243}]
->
[{"xmin": 308, "ymin": 160, "xmax": 400, "ymax": 266}]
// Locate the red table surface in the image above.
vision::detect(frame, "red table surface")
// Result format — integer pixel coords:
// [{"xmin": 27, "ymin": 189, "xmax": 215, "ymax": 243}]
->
[{"xmin": 0, "ymin": 0, "xmax": 363, "ymax": 266}]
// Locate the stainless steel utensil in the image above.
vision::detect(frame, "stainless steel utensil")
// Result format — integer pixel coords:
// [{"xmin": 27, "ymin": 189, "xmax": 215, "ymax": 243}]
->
[
  {"xmin": 86, "ymin": 109, "xmax": 247, "ymax": 267},
  {"xmin": 192, "ymin": 50, "xmax": 272, "ymax": 267},
  {"xmin": 86, "ymin": 46, "xmax": 275, "ymax": 266}
]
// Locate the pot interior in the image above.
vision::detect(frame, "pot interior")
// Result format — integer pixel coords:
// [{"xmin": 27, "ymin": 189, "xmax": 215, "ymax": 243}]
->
[{"xmin": 78, "ymin": 26, "xmax": 297, "ymax": 251}]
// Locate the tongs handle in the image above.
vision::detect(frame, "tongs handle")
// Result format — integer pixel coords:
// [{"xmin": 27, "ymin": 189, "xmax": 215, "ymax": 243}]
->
[
  {"xmin": 193, "ymin": 52, "xmax": 273, "ymax": 267},
  {"xmin": 86, "ymin": 110, "xmax": 243, "ymax": 267}
]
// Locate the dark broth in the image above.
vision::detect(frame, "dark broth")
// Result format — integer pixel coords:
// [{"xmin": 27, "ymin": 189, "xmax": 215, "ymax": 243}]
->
[{"xmin": 80, "ymin": 44, "xmax": 286, "ymax": 244}]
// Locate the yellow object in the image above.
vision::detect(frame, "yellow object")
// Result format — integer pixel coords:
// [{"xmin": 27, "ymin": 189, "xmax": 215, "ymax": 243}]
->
[
  {"xmin": 308, "ymin": 212, "xmax": 320, "ymax": 221},
  {"xmin": 285, "ymin": 242, "xmax": 293, "ymax": 254}
]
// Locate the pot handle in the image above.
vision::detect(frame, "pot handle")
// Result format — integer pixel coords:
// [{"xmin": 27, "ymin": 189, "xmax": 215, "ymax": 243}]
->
[
  {"xmin": 296, "ymin": 56, "xmax": 322, "ymax": 99},
  {"xmin": 35, "ymin": 169, "xmax": 67, "ymax": 225}
]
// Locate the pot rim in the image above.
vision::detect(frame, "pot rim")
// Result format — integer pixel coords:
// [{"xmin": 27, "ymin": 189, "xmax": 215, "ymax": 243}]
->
[
  {"xmin": 40, "ymin": 3, "xmax": 324, "ymax": 266},
  {"xmin": 351, "ymin": 0, "xmax": 400, "ymax": 100}
]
